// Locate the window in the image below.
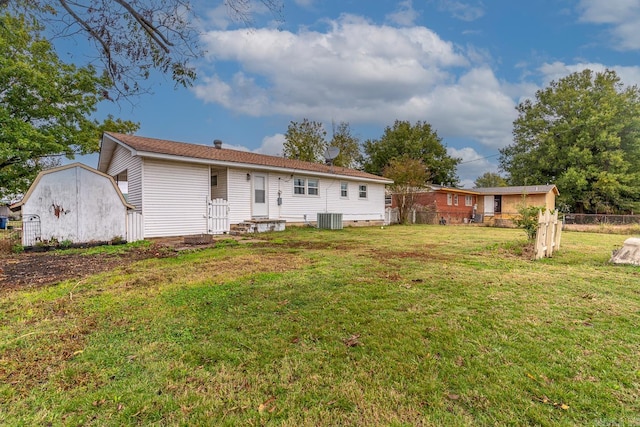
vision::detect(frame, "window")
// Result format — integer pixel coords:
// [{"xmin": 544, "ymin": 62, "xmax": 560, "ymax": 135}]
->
[
  {"xmin": 293, "ymin": 177, "xmax": 320, "ymax": 196},
  {"xmin": 210, "ymin": 174, "xmax": 218, "ymax": 187},
  {"xmin": 465, "ymin": 195, "xmax": 473, "ymax": 206},
  {"xmin": 294, "ymin": 178, "xmax": 306, "ymax": 195},
  {"xmin": 340, "ymin": 182, "xmax": 348, "ymax": 198},
  {"xmin": 447, "ymin": 193, "xmax": 453, "ymax": 205},
  {"xmin": 385, "ymin": 194, "xmax": 392, "ymax": 206},
  {"xmin": 454, "ymin": 194, "xmax": 459, "ymax": 206},
  {"xmin": 308, "ymin": 179, "xmax": 319, "ymax": 195},
  {"xmin": 359, "ymin": 184, "xmax": 367, "ymax": 199}
]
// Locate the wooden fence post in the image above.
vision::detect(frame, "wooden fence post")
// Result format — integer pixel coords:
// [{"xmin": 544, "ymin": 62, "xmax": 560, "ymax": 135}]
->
[{"xmin": 534, "ymin": 210, "xmax": 562, "ymax": 259}]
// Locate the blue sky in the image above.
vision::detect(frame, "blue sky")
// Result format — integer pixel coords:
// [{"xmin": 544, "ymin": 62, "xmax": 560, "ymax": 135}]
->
[{"xmin": 69, "ymin": 0, "xmax": 640, "ymax": 188}]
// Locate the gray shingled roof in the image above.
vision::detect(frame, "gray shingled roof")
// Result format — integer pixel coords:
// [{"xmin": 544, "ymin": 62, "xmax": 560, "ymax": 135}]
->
[{"xmin": 473, "ymin": 185, "xmax": 558, "ymax": 195}]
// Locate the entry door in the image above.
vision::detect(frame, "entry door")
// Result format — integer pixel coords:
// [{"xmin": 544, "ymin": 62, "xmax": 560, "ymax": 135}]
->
[
  {"xmin": 494, "ymin": 195, "xmax": 502, "ymax": 214},
  {"xmin": 484, "ymin": 195, "xmax": 494, "ymax": 216},
  {"xmin": 252, "ymin": 173, "xmax": 268, "ymax": 217}
]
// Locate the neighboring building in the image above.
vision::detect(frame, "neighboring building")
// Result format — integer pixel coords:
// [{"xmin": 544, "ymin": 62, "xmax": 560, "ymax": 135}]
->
[
  {"xmin": 98, "ymin": 132, "xmax": 393, "ymax": 238},
  {"xmin": 388, "ymin": 184, "xmax": 558, "ymax": 225},
  {"xmin": 11, "ymin": 163, "xmax": 135, "ymax": 246},
  {"xmin": 389, "ymin": 186, "xmax": 478, "ymax": 224},
  {"xmin": 475, "ymin": 185, "xmax": 559, "ymax": 223}
]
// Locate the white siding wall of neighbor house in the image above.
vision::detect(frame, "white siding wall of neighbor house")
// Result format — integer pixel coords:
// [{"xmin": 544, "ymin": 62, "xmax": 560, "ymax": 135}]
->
[
  {"xmin": 106, "ymin": 144, "xmax": 143, "ymax": 212},
  {"xmin": 143, "ymin": 159, "xmax": 209, "ymax": 237},
  {"xmin": 23, "ymin": 166, "xmax": 127, "ymax": 244}
]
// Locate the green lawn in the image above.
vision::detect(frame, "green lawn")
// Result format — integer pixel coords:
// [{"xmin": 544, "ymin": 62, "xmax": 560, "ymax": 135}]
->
[{"xmin": 1, "ymin": 225, "xmax": 639, "ymax": 426}]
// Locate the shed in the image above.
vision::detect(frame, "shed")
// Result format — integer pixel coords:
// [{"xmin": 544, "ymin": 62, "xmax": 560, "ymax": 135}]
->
[{"xmin": 11, "ymin": 163, "xmax": 135, "ymax": 246}]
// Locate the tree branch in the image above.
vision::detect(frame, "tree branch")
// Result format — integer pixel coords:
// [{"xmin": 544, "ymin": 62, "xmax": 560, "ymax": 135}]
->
[{"xmin": 112, "ymin": 0, "xmax": 173, "ymax": 53}]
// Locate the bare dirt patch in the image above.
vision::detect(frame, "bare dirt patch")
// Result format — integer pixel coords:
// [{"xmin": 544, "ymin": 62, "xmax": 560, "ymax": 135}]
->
[{"xmin": 0, "ymin": 243, "xmax": 178, "ymax": 290}]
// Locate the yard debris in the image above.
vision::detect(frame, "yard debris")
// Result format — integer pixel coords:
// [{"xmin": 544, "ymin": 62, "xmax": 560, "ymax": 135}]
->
[
  {"xmin": 258, "ymin": 396, "xmax": 276, "ymax": 414},
  {"xmin": 342, "ymin": 334, "xmax": 362, "ymax": 347},
  {"xmin": 533, "ymin": 395, "xmax": 570, "ymax": 410}
]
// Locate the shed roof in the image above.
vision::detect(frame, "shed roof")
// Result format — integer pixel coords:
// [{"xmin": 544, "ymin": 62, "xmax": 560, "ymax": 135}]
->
[
  {"xmin": 11, "ymin": 163, "xmax": 134, "ymax": 210},
  {"xmin": 99, "ymin": 132, "xmax": 392, "ymax": 183}
]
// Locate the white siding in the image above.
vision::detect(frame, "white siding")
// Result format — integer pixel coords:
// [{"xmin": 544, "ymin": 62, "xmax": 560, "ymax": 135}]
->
[
  {"xmin": 23, "ymin": 166, "xmax": 127, "ymax": 244},
  {"xmin": 226, "ymin": 168, "xmax": 386, "ymax": 225},
  {"xmin": 142, "ymin": 159, "xmax": 209, "ymax": 237},
  {"xmin": 227, "ymin": 168, "xmax": 253, "ymax": 223},
  {"xmin": 106, "ymin": 144, "xmax": 143, "ymax": 213}
]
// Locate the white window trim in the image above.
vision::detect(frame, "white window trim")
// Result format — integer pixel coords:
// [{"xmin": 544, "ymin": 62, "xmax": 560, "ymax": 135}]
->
[
  {"xmin": 293, "ymin": 176, "xmax": 320, "ymax": 197},
  {"xmin": 447, "ymin": 193, "xmax": 452, "ymax": 206},
  {"xmin": 308, "ymin": 178, "xmax": 319, "ymax": 196},
  {"xmin": 293, "ymin": 177, "xmax": 306, "ymax": 195},
  {"xmin": 454, "ymin": 194, "xmax": 459, "ymax": 206},
  {"xmin": 340, "ymin": 181, "xmax": 349, "ymax": 199},
  {"xmin": 358, "ymin": 184, "xmax": 368, "ymax": 199},
  {"xmin": 465, "ymin": 195, "xmax": 473, "ymax": 206}
]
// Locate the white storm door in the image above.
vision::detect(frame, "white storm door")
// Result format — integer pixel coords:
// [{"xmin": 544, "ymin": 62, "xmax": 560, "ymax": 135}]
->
[{"xmin": 252, "ymin": 173, "xmax": 268, "ymax": 217}]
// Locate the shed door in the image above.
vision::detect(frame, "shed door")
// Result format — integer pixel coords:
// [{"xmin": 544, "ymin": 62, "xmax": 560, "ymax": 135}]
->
[
  {"xmin": 483, "ymin": 195, "xmax": 494, "ymax": 216},
  {"xmin": 252, "ymin": 173, "xmax": 268, "ymax": 218}
]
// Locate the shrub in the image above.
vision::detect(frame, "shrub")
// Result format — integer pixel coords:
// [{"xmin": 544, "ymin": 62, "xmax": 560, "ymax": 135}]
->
[{"xmin": 514, "ymin": 205, "xmax": 544, "ymax": 240}]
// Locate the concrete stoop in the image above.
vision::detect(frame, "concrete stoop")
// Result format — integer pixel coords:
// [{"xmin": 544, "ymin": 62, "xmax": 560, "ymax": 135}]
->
[{"xmin": 230, "ymin": 220, "xmax": 286, "ymax": 235}]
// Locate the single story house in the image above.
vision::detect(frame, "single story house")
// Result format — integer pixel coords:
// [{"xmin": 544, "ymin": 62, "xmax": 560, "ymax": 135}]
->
[
  {"xmin": 475, "ymin": 185, "xmax": 559, "ymax": 223},
  {"xmin": 388, "ymin": 185, "xmax": 479, "ymax": 224},
  {"xmin": 388, "ymin": 184, "xmax": 558, "ymax": 225},
  {"xmin": 11, "ymin": 163, "xmax": 136, "ymax": 246},
  {"xmin": 98, "ymin": 132, "xmax": 393, "ymax": 238}
]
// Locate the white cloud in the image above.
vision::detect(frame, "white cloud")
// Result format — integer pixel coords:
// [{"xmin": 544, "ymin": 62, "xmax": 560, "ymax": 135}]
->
[
  {"xmin": 539, "ymin": 61, "xmax": 640, "ymax": 87},
  {"xmin": 195, "ymin": 15, "xmax": 521, "ymax": 149},
  {"xmin": 437, "ymin": 0, "xmax": 485, "ymax": 22},
  {"xmin": 386, "ymin": 0, "xmax": 420, "ymax": 27},
  {"xmin": 255, "ymin": 133, "xmax": 285, "ymax": 156},
  {"xmin": 424, "ymin": 68, "xmax": 516, "ymax": 149},
  {"xmin": 448, "ymin": 146, "xmax": 500, "ymax": 188},
  {"xmin": 578, "ymin": 0, "xmax": 640, "ymax": 50}
]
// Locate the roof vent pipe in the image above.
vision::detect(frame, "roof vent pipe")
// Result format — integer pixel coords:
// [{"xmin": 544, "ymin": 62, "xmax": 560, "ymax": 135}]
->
[{"xmin": 213, "ymin": 139, "xmax": 222, "ymax": 149}]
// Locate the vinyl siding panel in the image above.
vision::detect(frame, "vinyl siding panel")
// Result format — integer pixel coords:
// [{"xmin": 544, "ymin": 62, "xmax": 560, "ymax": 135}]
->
[
  {"xmin": 225, "ymin": 169, "xmax": 385, "ymax": 224},
  {"xmin": 143, "ymin": 159, "xmax": 209, "ymax": 237},
  {"xmin": 106, "ymin": 145, "xmax": 142, "ymax": 213},
  {"xmin": 264, "ymin": 173, "xmax": 386, "ymax": 224},
  {"xmin": 227, "ymin": 168, "xmax": 253, "ymax": 223}
]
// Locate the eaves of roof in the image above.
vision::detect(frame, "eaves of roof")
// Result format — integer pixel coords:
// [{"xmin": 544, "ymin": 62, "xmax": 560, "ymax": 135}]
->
[{"xmin": 100, "ymin": 132, "xmax": 393, "ymax": 184}]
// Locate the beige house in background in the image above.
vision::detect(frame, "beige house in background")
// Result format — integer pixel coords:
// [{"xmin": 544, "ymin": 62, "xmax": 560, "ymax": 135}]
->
[{"xmin": 475, "ymin": 185, "xmax": 559, "ymax": 223}]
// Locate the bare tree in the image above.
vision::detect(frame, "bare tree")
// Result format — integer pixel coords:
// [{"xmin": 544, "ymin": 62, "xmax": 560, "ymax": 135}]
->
[
  {"xmin": 1, "ymin": 0, "xmax": 283, "ymax": 98},
  {"xmin": 384, "ymin": 156, "xmax": 428, "ymax": 225}
]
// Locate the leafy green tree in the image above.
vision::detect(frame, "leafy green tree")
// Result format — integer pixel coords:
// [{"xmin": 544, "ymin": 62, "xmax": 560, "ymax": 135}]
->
[
  {"xmin": 363, "ymin": 120, "xmax": 460, "ymax": 186},
  {"xmin": 283, "ymin": 119, "xmax": 362, "ymax": 167},
  {"xmin": 0, "ymin": 13, "xmax": 138, "ymax": 198},
  {"xmin": 384, "ymin": 156, "xmax": 428, "ymax": 224},
  {"xmin": 329, "ymin": 121, "xmax": 362, "ymax": 169},
  {"xmin": 474, "ymin": 172, "xmax": 507, "ymax": 188},
  {"xmin": 500, "ymin": 69, "xmax": 640, "ymax": 214},
  {"xmin": 283, "ymin": 119, "xmax": 327, "ymax": 163}
]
